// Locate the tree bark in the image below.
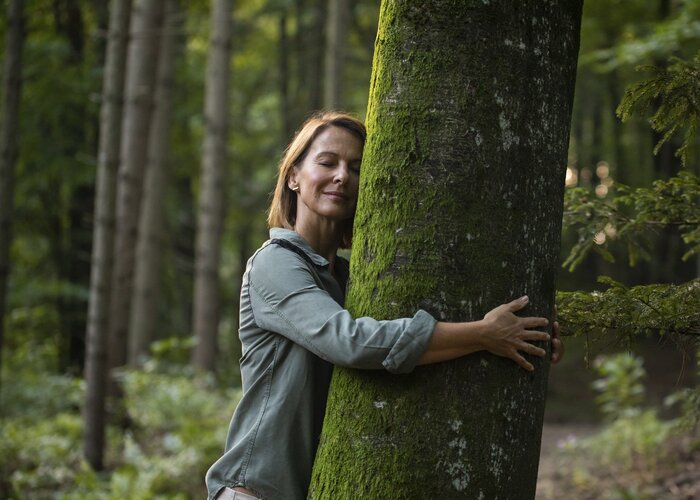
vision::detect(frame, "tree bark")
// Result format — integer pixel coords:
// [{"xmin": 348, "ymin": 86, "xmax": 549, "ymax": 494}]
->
[
  {"xmin": 310, "ymin": 2, "xmax": 582, "ymax": 498},
  {"xmin": 323, "ymin": 0, "xmax": 347, "ymax": 109},
  {"xmin": 279, "ymin": 12, "xmax": 293, "ymax": 141},
  {"xmin": 84, "ymin": 0, "xmax": 131, "ymax": 470},
  {"xmin": 0, "ymin": 0, "xmax": 25, "ymax": 398},
  {"xmin": 107, "ymin": 0, "xmax": 164, "ymax": 382},
  {"xmin": 307, "ymin": 0, "xmax": 324, "ymax": 111},
  {"xmin": 191, "ymin": 0, "xmax": 233, "ymax": 372},
  {"xmin": 128, "ymin": 0, "xmax": 180, "ymax": 365}
]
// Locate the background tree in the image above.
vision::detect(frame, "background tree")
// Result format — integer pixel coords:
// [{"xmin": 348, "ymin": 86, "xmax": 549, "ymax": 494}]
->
[
  {"xmin": 310, "ymin": 1, "xmax": 582, "ymax": 498},
  {"xmin": 0, "ymin": 0, "xmax": 25, "ymax": 393},
  {"xmin": 129, "ymin": 0, "xmax": 181, "ymax": 365},
  {"xmin": 83, "ymin": 0, "xmax": 132, "ymax": 470},
  {"xmin": 107, "ymin": 0, "xmax": 164, "ymax": 380},
  {"xmin": 323, "ymin": 0, "xmax": 347, "ymax": 109},
  {"xmin": 191, "ymin": 0, "xmax": 233, "ymax": 372}
]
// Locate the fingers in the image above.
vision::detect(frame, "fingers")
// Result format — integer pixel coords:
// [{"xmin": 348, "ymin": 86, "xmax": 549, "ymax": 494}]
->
[
  {"xmin": 506, "ymin": 295, "xmax": 529, "ymax": 312},
  {"xmin": 522, "ymin": 316, "xmax": 549, "ymax": 329},
  {"xmin": 512, "ymin": 352, "xmax": 534, "ymax": 372},
  {"xmin": 518, "ymin": 341, "xmax": 546, "ymax": 357},
  {"xmin": 521, "ymin": 330, "xmax": 550, "ymax": 342},
  {"xmin": 551, "ymin": 320, "xmax": 565, "ymax": 364}
]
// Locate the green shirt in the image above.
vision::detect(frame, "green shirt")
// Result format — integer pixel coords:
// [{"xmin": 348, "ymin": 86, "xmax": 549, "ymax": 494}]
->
[{"xmin": 206, "ymin": 228, "xmax": 436, "ymax": 500}]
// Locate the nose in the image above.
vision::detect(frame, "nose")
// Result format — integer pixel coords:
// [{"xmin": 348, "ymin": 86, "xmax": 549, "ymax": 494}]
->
[{"xmin": 333, "ymin": 163, "xmax": 349, "ymax": 184}]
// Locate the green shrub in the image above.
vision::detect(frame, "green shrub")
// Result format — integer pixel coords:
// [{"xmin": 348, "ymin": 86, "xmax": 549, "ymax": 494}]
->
[{"xmin": 0, "ymin": 354, "xmax": 241, "ymax": 500}]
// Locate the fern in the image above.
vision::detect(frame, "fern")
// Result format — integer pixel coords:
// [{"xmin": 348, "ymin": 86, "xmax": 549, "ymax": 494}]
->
[
  {"xmin": 617, "ymin": 52, "xmax": 700, "ymax": 166},
  {"xmin": 562, "ymin": 171, "xmax": 700, "ymax": 271}
]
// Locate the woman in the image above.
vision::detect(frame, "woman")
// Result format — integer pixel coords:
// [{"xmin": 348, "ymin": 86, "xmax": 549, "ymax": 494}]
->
[{"xmin": 205, "ymin": 112, "xmax": 563, "ymax": 500}]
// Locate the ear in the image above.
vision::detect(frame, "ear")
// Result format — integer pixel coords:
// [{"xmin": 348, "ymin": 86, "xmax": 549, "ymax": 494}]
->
[{"xmin": 287, "ymin": 169, "xmax": 298, "ymax": 191}]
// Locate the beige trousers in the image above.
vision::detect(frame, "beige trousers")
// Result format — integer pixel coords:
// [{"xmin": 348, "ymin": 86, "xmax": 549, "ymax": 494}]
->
[{"xmin": 216, "ymin": 487, "xmax": 260, "ymax": 500}]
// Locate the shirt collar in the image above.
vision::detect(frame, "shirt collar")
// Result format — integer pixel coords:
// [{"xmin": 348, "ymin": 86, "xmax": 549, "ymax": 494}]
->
[{"xmin": 269, "ymin": 228, "xmax": 330, "ymax": 267}]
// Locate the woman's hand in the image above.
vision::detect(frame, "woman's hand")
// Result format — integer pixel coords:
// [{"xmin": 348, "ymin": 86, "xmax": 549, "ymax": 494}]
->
[
  {"xmin": 481, "ymin": 295, "xmax": 549, "ymax": 371},
  {"xmin": 551, "ymin": 306, "xmax": 564, "ymax": 364}
]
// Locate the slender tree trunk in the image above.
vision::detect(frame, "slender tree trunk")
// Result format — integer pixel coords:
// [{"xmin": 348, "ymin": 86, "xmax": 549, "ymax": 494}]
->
[
  {"xmin": 0, "ymin": 0, "xmax": 25, "ymax": 398},
  {"xmin": 310, "ymin": 2, "xmax": 582, "ymax": 498},
  {"xmin": 293, "ymin": 0, "xmax": 307, "ymax": 123},
  {"xmin": 307, "ymin": 0, "xmax": 324, "ymax": 111},
  {"xmin": 191, "ymin": 0, "xmax": 233, "ymax": 372},
  {"xmin": 108, "ymin": 0, "xmax": 165, "ymax": 383},
  {"xmin": 53, "ymin": 0, "xmax": 85, "ymax": 62},
  {"xmin": 128, "ymin": 0, "xmax": 180, "ymax": 365},
  {"xmin": 279, "ymin": 12, "xmax": 293, "ymax": 141},
  {"xmin": 83, "ymin": 0, "xmax": 131, "ymax": 470},
  {"xmin": 323, "ymin": 0, "xmax": 347, "ymax": 109}
]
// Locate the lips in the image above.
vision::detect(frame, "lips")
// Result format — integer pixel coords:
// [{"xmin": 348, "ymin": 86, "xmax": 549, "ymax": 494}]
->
[{"xmin": 323, "ymin": 191, "xmax": 349, "ymax": 200}]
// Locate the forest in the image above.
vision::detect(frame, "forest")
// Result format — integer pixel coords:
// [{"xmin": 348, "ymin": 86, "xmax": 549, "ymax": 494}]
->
[{"xmin": 0, "ymin": 0, "xmax": 699, "ymax": 498}]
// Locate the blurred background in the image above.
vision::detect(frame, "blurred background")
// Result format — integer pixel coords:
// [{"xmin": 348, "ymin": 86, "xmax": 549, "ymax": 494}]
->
[{"xmin": 0, "ymin": 0, "xmax": 699, "ymax": 498}]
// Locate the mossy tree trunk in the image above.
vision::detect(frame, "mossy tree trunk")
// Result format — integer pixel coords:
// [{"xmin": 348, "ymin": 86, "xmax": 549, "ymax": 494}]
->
[{"xmin": 309, "ymin": 1, "xmax": 582, "ymax": 499}]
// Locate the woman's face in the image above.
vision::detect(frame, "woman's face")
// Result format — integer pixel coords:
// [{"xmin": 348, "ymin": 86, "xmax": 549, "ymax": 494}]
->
[{"xmin": 288, "ymin": 126, "xmax": 363, "ymax": 225}]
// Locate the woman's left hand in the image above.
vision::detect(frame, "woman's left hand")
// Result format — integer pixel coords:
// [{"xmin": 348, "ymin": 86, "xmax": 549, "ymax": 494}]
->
[{"xmin": 551, "ymin": 306, "xmax": 564, "ymax": 364}]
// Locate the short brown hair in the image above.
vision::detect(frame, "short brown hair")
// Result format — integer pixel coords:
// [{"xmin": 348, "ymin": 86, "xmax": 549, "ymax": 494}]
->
[{"xmin": 267, "ymin": 111, "xmax": 366, "ymax": 249}]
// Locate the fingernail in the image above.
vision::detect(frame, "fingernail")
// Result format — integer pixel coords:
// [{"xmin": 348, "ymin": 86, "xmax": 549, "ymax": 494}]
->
[{"xmin": 521, "ymin": 295, "xmax": 528, "ymax": 302}]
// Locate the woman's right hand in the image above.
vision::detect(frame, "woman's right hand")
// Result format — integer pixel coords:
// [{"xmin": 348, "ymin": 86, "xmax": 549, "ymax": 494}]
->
[{"xmin": 481, "ymin": 296, "xmax": 550, "ymax": 371}]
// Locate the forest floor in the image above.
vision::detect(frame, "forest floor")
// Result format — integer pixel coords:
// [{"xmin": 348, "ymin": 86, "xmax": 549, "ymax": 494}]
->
[{"xmin": 537, "ymin": 423, "xmax": 700, "ymax": 500}]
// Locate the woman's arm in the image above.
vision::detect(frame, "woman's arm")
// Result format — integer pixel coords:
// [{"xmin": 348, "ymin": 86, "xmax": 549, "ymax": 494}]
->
[{"xmin": 417, "ymin": 295, "xmax": 550, "ymax": 371}]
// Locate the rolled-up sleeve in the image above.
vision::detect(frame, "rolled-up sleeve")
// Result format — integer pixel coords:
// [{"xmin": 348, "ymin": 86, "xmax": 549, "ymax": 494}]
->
[{"xmin": 248, "ymin": 246, "xmax": 436, "ymax": 374}]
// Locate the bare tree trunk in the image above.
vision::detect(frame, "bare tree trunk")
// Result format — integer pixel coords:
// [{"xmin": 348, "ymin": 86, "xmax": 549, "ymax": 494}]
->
[
  {"xmin": 279, "ymin": 12, "xmax": 293, "ymax": 142},
  {"xmin": 323, "ymin": 0, "xmax": 347, "ymax": 109},
  {"xmin": 307, "ymin": 0, "xmax": 324, "ymax": 111},
  {"xmin": 310, "ymin": 1, "xmax": 582, "ymax": 497},
  {"xmin": 128, "ymin": 0, "xmax": 180, "ymax": 365},
  {"xmin": 0, "ymin": 0, "xmax": 25, "ymax": 399},
  {"xmin": 83, "ymin": 0, "xmax": 131, "ymax": 470},
  {"xmin": 191, "ymin": 0, "xmax": 233, "ymax": 372},
  {"xmin": 107, "ymin": 0, "xmax": 165, "ymax": 384}
]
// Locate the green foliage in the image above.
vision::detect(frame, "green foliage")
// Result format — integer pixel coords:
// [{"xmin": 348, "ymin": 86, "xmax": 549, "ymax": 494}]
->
[
  {"xmin": 562, "ymin": 171, "xmax": 700, "ymax": 271},
  {"xmin": 557, "ymin": 276, "xmax": 700, "ymax": 340},
  {"xmin": 561, "ymin": 354, "xmax": 674, "ymax": 473},
  {"xmin": 592, "ymin": 354, "xmax": 646, "ymax": 420},
  {"xmin": 580, "ymin": 0, "xmax": 700, "ymax": 71},
  {"xmin": 665, "ymin": 354, "xmax": 700, "ymax": 434},
  {"xmin": 0, "ymin": 346, "xmax": 240, "ymax": 500},
  {"xmin": 617, "ymin": 52, "xmax": 700, "ymax": 166},
  {"xmin": 571, "ymin": 409, "xmax": 673, "ymax": 470},
  {"xmin": 0, "ymin": 413, "xmax": 88, "ymax": 499}
]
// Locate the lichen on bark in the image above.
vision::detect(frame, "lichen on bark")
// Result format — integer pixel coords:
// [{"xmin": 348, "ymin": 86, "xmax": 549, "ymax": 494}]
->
[{"xmin": 309, "ymin": 1, "xmax": 583, "ymax": 498}]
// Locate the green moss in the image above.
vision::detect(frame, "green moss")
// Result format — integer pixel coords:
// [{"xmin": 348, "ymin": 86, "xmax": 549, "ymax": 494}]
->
[{"xmin": 310, "ymin": 0, "xmax": 583, "ymax": 498}]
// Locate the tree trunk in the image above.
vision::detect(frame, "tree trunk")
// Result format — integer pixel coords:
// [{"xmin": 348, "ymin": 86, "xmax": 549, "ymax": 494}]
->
[
  {"xmin": 307, "ymin": 0, "xmax": 324, "ymax": 111},
  {"xmin": 83, "ymin": 0, "xmax": 131, "ymax": 470},
  {"xmin": 310, "ymin": 2, "xmax": 582, "ymax": 498},
  {"xmin": 323, "ymin": 0, "xmax": 347, "ymax": 109},
  {"xmin": 129, "ymin": 0, "xmax": 180, "ymax": 365},
  {"xmin": 191, "ymin": 0, "xmax": 233, "ymax": 372},
  {"xmin": 279, "ymin": 12, "xmax": 293, "ymax": 142},
  {"xmin": 0, "ymin": 0, "xmax": 25, "ymax": 398},
  {"xmin": 108, "ymin": 0, "xmax": 164, "ymax": 382}
]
